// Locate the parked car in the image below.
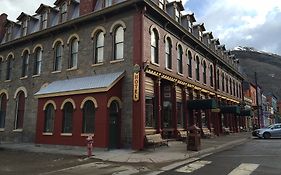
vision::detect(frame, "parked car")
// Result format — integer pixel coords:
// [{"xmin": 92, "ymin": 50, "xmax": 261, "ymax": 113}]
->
[{"xmin": 253, "ymin": 123, "xmax": 281, "ymax": 139}]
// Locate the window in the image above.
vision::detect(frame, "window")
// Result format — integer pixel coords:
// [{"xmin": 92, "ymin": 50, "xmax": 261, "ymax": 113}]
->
[
  {"xmin": 145, "ymin": 96, "xmax": 156, "ymax": 128},
  {"xmin": 94, "ymin": 31, "xmax": 104, "ymax": 64},
  {"xmin": 22, "ymin": 19, "xmax": 28, "ymax": 36},
  {"xmin": 165, "ymin": 37, "xmax": 172, "ymax": 69},
  {"xmin": 33, "ymin": 47, "xmax": 42, "ymax": 75},
  {"xmin": 14, "ymin": 91, "xmax": 25, "ymax": 129},
  {"xmin": 69, "ymin": 38, "xmax": 78, "ymax": 69},
  {"xmin": 159, "ymin": 0, "xmax": 165, "ymax": 9},
  {"xmin": 210, "ymin": 65, "xmax": 213, "ymax": 87},
  {"xmin": 62, "ymin": 102, "xmax": 73, "ymax": 133},
  {"xmin": 0, "ymin": 93, "xmax": 7, "ymax": 129},
  {"xmin": 226, "ymin": 76, "xmax": 229, "ymax": 93},
  {"xmin": 199, "ymin": 30, "xmax": 203, "ymax": 41},
  {"xmin": 151, "ymin": 29, "xmax": 159, "ymax": 64},
  {"xmin": 54, "ymin": 42, "xmax": 63, "ymax": 71},
  {"xmin": 195, "ymin": 56, "xmax": 200, "ymax": 81},
  {"xmin": 6, "ymin": 26, "xmax": 12, "ymax": 41},
  {"xmin": 104, "ymin": 0, "xmax": 112, "ymax": 7},
  {"xmin": 203, "ymin": 61, "xmax": 206, "ymax": 84},
  {"xmin": 233, "ymin": 80, "xmax": 235, "ymax": 96},
  {"xmin": 114, "ymin": 26, "xmax": 124, "ymax": 60},
  {"xmin": 222, "ymin": 73, "xmax": 225, "ymax": 91},
  {"xmin": 216, "ymin": 69, "xmax": 220, "ymax": 90},
  {"xmin": 175, "ymin": 8, "xmax": 180, "ymax": 22},
  {"xmin": 187, "ymin": 51, "xmax": 192, "ymax": 78},
  {"xmin": 21, "ymin": 51, "xmax": 29, "ymax": 77},
  {"xmin": 177, "ymin": 45, "xmax": 183, "ymax": 74},
  {"xmin": 41, "ymin": 11, "xmax": 48, "ymax": 29},
  {"xmin": 188, "ymin": 20, "xmax": 192, "ymax": 33},
  {"xmin": 229, "ymin": 78, "xmax": 232, "ymax": 95},
  {"xmin": 6, "ymin": 56, "xmax": 12, "ymax": 80},
  {"xmin": 44, "ymin": 104, "xmax": 55, "ymax": 133},
  {"xmin": 61, "ymin": 2, "xmax": 68, "ymax": 23},
  {"xmin": 82, "ymin": 100, "xmax": 95, "ymax": 133}
]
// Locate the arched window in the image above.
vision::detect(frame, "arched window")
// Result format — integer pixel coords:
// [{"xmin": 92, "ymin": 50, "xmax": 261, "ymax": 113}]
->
[
  {"xmin": 165, "ymin": 37, "xmax": 172, "ymax": 69},
  {"xmin": 33, "ymin": 47, "xmax": 42, "ymax": 75},
  {"xmin": 110, "ymin": 100, "xmax": 119, "ymax": 114},
  {"xmin": 151, "ymin": 29, "xmax": 159, "ymax": 64},
  {"xmin": 6, "ymin": 56, "xmax": 12, "ymax": 80},
  {"xmin": 177, "ymin": 45, "xmax": 183, "ymax": 74},
  {"xmin": 114, "ymin": 26, "xmax": 124, "ymax": 60},
  {"xmin": 94, "ymin": 31, "xmax": 105, "ymax": 64},
  {"xmin": 233, "ymin": 80, "xmax": 235, "ymax": 96},
  {"xmin": 0, "ymin": 93, "xmax": 7, "ymax": 129},
  {"xmin": 195, "ymin": 56, "xmax": 200, "ymax": 81},
  {"xmin": 229, "ymin": 78, "xmax": 232, "ymax": 95},
  {"xmin": 210, "ymin": 64, "xmax": 213, "ymax": 87},
  {"xmin": 82, "ymin": 100, "xmax": 95, "ymax": 133},
  {"xmin": 216, "ymin": 69, "xmax": 220, "ymax": 90},
  {"xmin": 44, "ymin": 103, "xmax": 55, "ymax": 133},
  {"xmin": 54, "ymin": 42, "xmax": 63, "ymax": 71},
  {"xmin": 14, "ymin": 91, "xmax": 25, "ymax": 129},
  {"xmin": 226, "ymin": 76, "xmax": 229, "ymax": 93},
  {"xmin": 62, "ymin": 102, "xmax": 73, "ymax": 133},
  {"xmin": 203, "ymin": 61, "xmax": 206, "ymax": 84},
  {"xmin": 69, "ymin": 38, "xmax": 78, "ymax": 69},
  {"xmin": 21, "ymin": 50, "xmax": 29, "ymax": 77},
  {"xmin": 187, "ymin": 51, "xmax": 192, "ymax": 78},
  {"xmin": 222, "ymin": 73, "xmax": 225, "ymax": 91}
]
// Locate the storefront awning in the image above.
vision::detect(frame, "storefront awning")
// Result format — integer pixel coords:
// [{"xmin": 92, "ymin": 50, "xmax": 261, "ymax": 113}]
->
[
  {"xmin": 35, "ymin": 71, "xmax": 125, "ymax": 98},
  {"xmin": 240, "ymin": 109, "xmax": 253, "ymax": 116},
  {"xmin": 221, "ymin": 105, "xmax": 240, "ymax": 114},
  {"xmin": 187, "ymin": 99, "xmax": 217, "ymax": 110}
]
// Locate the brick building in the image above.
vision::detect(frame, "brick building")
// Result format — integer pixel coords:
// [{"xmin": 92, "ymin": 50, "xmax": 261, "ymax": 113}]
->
[{"xmin": 0, "ymin": 0, "xmax": 244, "ymax": 150}]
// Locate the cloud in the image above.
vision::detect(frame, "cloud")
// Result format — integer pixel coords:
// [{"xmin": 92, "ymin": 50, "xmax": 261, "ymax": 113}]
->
[{"xmin": 184, "ymin": 0, "xmax": 281, "ymax": 54}]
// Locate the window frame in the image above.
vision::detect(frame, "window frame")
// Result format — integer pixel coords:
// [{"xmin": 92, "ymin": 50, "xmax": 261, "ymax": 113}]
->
[
  {"xmin": 177, "ymin": 45, "xmax": 183, "ymax": 74},
  {"xmin": 0, "ymin": 93, "xmax": 7, "ymax": 129},
  {"xmin": 22, "ymin": 19, "xmax": 28, "ymax": 36},
  {"xmin": 44, "ymin": 103, "xmax": 55, "ymax": 133},
  {"xmin": 69, "ymin": 38, "xmax": 78, "ymax": 69},
  {"xmin": 82, "ymin": 100, "xmax": 96, "ymax": 134},
  {"xmin": 94, "ymin": 31, "xmax": 105, "ymax": 64},
  {"xmin": 210, "ymin": 64, "xmax": 214, "ymax": 87},
  {"xmin": 21, "ymin": 51, "xmax": 29, "ymax": 78},
  {"xmin": 187, "ymin": 51, "xmax": 192, "ymax": 78},
  {"xmin": 202, "ymin": 61, "xmax": 207, "ymax": 84},
  {"xmin": 6, "ymin": 56, "xmax": 12, "ymax": 81},
  {"xmin": 54, "ymin": 42, "xmax": 63, "ymax": 71},
  {"xmin": 33, "ymin": 48, "xmax": 42, "ymax": 75},
  {"xmin": 150, "ymin": 29, "xmax": 159, "ymax": 64},
  {"xmin": 114, "ymin": 26, "xmax": 124, "ymax": 60},
  {"xmin": 62, "ymin": 102, "xmax": 73, "ymax": 133},
  {"xmin": 165, "ymin": 37, "xmax": 172, "ymax": 69},
  {"xmin": 195, "ymin": 56, "xmax": 200, "ymax": 81},
  {"xmin": 41, "ymin": 11, "xmax": 48, "ymax": 29},
  {"xmin": 14, "ymin": 91, "xmax": 25, "ymax": 130},
  {"xmin": 60, "ymin": 2, "xmax": 68, "ymax": 23}
]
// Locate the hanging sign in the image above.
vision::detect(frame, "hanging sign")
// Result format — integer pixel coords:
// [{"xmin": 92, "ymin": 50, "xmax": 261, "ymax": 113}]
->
[{"xmin": 133, "ymin": 64, "xmax": 141, "ymax": 101}]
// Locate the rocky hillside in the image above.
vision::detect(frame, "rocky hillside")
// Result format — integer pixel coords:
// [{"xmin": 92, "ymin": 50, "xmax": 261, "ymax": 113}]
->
[{"xmin": 231, "ymin": 47, "xmax": 281, "ymax": 99}]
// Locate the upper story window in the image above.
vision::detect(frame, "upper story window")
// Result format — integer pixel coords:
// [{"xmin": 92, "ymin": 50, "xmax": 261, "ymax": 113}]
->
[
  {"xmin": 165, "ymin": 37, "xmax": 172, "ymax": 69},
  {"xmin": 187, "ymin": 51, "xmax": 192, "ymax": 78},
  {"xmin": 22, "ymin": 19, "xmax": 28, "ymax": 36},
  {"xmin": 210, "ymin": 64, "xmax": 213, "ymax": 87},
  {"xmin": 6, "ymin": 56, "xmax": 12, "ymax": 81},
  {"xmin": 69, "ymin": 38, "xmax": 78, "ymax": 69},
  {"xmin": 188, "ymin": 20, "xmax": 192, "ymax": 33},
  {"xmin": 216, "ymin": 69, "xmax": 220, "ymax": 90},
  {"xmin": 94, "ymin": 31, "xmax": 105, "ymax": 64},
  {"xmin": 21, "ymin": 51, "xmax": 29, "ymax": 78},
  {"xmin": 222, "ymin": 73, "xmax": 225, "ymax": 91},
  {"xmin": 202, "ymin": 61, "xmax": 206, "ymax": 84},
  {"xmin": 226, "ymin": 76, "xmax": 229, "ymax": 93},
  {"xmin": 159, "ymin": 0, "xmax": 165, "ymax": 9},
  {"xmin": 61, "ymin": 2, "xmax": 68, "ymax": 23},
  {"xmin": 229, "ymin": 77, "xmax": 232, "ymax": 95},
  {"xmin": 41, "ymin": 11, "xmax": 48, "ymax": 29},
  {"xmin": 151, "ymin": 29, "xmax": 159, "ymax": 64},
  {"xmin": 54, "ymin": 42, "xmax": 63, "ymax": 71},
  {"xmin": 199, "ymin": 30, "xmax": 203, "ymax": 41},
  {"xmin": 33, "ymin": 47, "xmax": 43, "ymax": 75},
  {"xmin": 104, "ymin": 0, "xmax": 112, "ymax": 7},
  {"xmin": 114, "ymin": 26, "xmax": 124, "ymax": 60},
  {"xmin": 175, "ymin": 8, "xmax": 180, "ymax": 22},
  {"xmin": 6, "ymin": 26, "xmax": 12, "ymax": 41},
  {"xmin": 195, "ymin": 56, "xmax": 200, "ymax": 81},
  {"xmin": 177, "ymin": 45, "xmax": 183, "ymax": 74}
]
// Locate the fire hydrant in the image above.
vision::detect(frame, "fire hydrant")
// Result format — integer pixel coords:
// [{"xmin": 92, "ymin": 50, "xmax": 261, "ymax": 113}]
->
[{"xmin": 86, "ymin": 135, "xmax": 93, "ymax": 157}]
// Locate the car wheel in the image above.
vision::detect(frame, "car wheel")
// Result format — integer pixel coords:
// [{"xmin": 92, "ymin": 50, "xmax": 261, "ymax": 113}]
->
[{"xmin": 263, "ymin": 132, "xmax": 271, "ymax": 139}]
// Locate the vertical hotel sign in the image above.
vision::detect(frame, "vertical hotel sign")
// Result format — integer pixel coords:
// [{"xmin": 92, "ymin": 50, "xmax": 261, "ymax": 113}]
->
[{"xmin": 133, "ymin": 64, "xmax": 141, "ymax": 101}]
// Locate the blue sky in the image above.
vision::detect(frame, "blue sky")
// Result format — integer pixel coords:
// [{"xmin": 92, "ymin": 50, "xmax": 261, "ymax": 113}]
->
[{"xmin": 1, "ymin": 0, "xmax": 281, "ymax": 54}]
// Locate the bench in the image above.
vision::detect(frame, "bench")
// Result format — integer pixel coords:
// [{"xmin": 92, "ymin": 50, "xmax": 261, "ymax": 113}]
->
[
  {"xmin": 202, "ymin": 127, "xmax": 212, "ymax": 138},
  {"xmin": 177, "ymin": 130, "xmax": 188, "ymax": 142},
  {"xmin": 145, "ymin": 134, "xmax": 169, "ymax": 150},
  {"xmin": 223, "ymin": 127, "xmax": 230, "ymax": 135}
]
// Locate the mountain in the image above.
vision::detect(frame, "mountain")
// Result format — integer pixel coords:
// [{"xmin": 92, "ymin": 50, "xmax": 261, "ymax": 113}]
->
[{"xmin": 231, "ymin": 46, "xmax": 281, "ymax": 99}]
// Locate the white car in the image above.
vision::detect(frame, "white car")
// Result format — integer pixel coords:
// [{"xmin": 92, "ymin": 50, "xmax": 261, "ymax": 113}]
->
[{"xmin": 254, "ymin": 123, "xmax": 281, "ymax": 139}]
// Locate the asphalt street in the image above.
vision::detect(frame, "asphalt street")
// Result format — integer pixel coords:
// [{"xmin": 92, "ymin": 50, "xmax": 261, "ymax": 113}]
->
[{"xmin": 158, "ymin": 138, "xmax": 281, "ymax": 175}]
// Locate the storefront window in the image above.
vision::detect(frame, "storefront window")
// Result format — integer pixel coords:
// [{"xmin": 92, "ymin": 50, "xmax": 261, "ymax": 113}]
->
[
  {"xmin": 163, "ymin": 101, "xmax": 172, "ymax": 128},
  {"xmin": 145, "ymin": 97, "xmax": 156, "ymax": 128},
  {"xmin": 177, "ymin": 102, "xmax": 183, "ymax": 128}
]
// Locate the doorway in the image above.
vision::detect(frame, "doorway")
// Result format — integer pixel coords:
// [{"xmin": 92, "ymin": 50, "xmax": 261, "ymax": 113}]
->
[{"xmin": 108, "ymin": 100, "xmax": 120, "ymax": 149}]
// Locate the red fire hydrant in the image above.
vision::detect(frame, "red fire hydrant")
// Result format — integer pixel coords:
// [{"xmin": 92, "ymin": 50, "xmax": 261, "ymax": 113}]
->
[{"xmin": 86, "ymin": 135, "xmax": 93, "ymax": 157}]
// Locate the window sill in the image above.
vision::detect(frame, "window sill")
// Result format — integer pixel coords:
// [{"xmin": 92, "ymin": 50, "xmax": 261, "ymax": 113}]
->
[
  {"xmin": 20, "ymin": 76, "xmax": 28, "ymax": 80},
  {"xmin": 150, "ymin": 62, "xmax": 160, "ymax": 67},
  {"xmin": 81, "ymin": 133, "xmax": 94, "ymax": 137},
  {"xmin": 52, "ymin": 70, "xmax": 61, "ymax": 74},
  {"xmin": 4, "ymin": 80, "xmax": 11, "ymax": 83},
  {"xmin": 92, "ymin": 63, "xmax": 104, "ymax": 67},
  {"xmin": 187, "ymin": 76, "xmax": 193, "ymax": 80},
  {"xmin": 67, "ymin": 67, "xmax": 78, "ymax": 71},
  {"xmin": 165, "ymin": 67, "xmax": 172, "ymax": 72},
  {"xmin": 43, "ymin": 132, "xmax": 53, "ymax": 136},
  {"xmin": 32, "ymin": 74, "xmax": 40, "ymax": 78},
  {"xmin": 61, "ymin": 133, "xmax": 72, "ymax": 136},
  {"xmin": 0, "ymin": 128, "xmax": 4, "ymax": 132},
  {"xmin": 110, "ymin": 59, "xmax": 124, "ymax": 64},
  {"xmin": 177, "ymin": 72, "xmax": 184, "ymax": 76},
  {"xmin": 13, "ymin": 129, "xmax": 23, "ymax": 132}
]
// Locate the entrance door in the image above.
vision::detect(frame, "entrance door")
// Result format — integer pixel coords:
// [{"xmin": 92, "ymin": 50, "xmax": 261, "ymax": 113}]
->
[{"xmin": 109, "ymin": 101, "xmax": 120, "ymax": 149}]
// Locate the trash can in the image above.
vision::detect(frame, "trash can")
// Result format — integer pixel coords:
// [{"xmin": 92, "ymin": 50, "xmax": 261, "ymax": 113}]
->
[{"xmin": 187, "ymin": 125, "xmax": 201, "ymax": 151}]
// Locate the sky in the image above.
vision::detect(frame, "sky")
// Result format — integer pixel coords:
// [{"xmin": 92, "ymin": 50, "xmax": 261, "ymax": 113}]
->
[{"xmin": 1, "ymin": 0, "xmax": 281, "ymax": 55}]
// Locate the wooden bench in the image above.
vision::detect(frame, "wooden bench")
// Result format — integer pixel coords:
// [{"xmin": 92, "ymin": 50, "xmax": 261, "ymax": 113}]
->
[
  {"xmin": 177, "ymin": 130, "xmax": 188, "ymax": 142},
  {"xmin": 145, "ymin": 134, "xmax": 169, "ymax": 150},
  {"xmin": 202, "ymin": 127, "xmax": 212, "ymax": 138}
]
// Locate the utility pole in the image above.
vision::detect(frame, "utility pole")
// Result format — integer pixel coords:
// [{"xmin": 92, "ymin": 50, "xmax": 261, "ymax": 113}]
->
[{"xmin": 255, "ymin": 72, "xmax": 261, "ymax": 128}]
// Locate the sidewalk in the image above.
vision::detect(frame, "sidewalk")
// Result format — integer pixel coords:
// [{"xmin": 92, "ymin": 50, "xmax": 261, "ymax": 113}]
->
[{"xmin": 0, "ymin": 132, "xmax": 251, "ymax": 164}]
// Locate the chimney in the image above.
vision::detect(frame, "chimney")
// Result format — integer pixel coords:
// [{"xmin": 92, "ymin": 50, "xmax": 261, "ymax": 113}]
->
[
  {"xmin": 0, "ymin": 13, "xmax": 8, "ymax": 42},
  {"xmin": 79, "ymin": 0, "xmax": 97, "ymax": 16}
]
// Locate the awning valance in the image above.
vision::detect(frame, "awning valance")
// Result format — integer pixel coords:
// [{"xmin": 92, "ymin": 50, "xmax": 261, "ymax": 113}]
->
[
  {"xmin": 187, "ymin": 99, "xmax": 217, "ymax": 110},
  {"xmin": 240, "ymin": 109, "xmax": 253, "ymax": 116},
  {"xmin": 35, "ymin": 71, "xmax": 125, "ymax": 98},
  {"xmin": 221, "ymin": 105, "xmax": 240, "ymax": 114}
]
